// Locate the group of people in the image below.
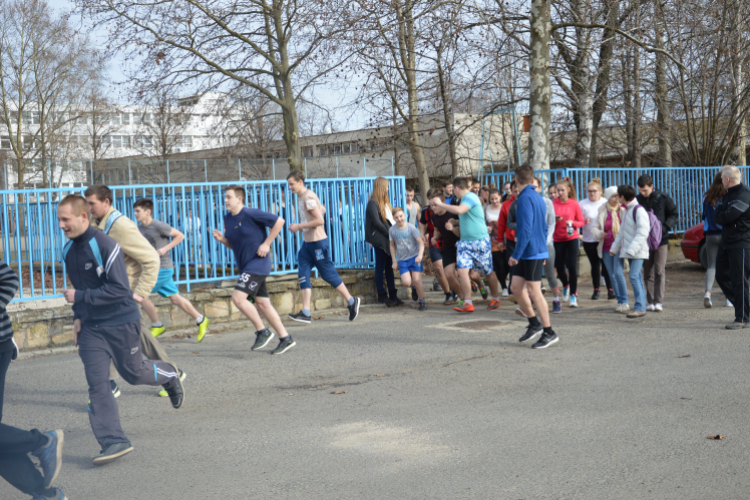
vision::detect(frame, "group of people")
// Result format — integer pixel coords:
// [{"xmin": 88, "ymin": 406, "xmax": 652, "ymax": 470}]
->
[{"xmin": 0, "ymin": 170, "xmax": 361, "ymax": 499}]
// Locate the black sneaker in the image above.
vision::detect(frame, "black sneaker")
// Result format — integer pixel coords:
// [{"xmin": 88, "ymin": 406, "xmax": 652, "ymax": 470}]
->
[
  {"xmin": 348, "ymin": 297, "xmax": 360, "ymax": 321},
  {"xmin": 519, "ymin": 324, "xmax": 543, "ymax": 343},
  {"xmin": 163, "ymin": 375, "xmax": 184, "ymax": 409},
  {"xmin": 607, "ymin": 289, "xmax": 616, "ymax": 300},
  {"xmin": 532, "ymin": 331, "xmax": 559, "ymax": 349},
  {"xmin": 726, "ymin": 321, "xmax": 747, "ymax": 330},
  {"xmin": 110, "ymin": 380, "xmax": 121, "ymax": 398},
  {"xmin": 92, "ymin": 441, "xmax": 134, "ymax": 466},
  {"xmin": 411, "ymin": 287, "xmax": 418, "ymax": 301},
  {"xmin": 418, "ymin": 301, "xmax": 427, "ymax": 311},
  {"xmin": 288, "ymin": 311, "xmax": 312, "ymax": 324},
  {"xmin": 271, "ymin": 336, "xmax": 296, "ymax": 355},
  {"xmin": 251, "ymin": 328, "xmax": 275, "ymax": 350},
  {"xmin": 591, "ymin": 290, "xmax": 600, "ymax": 300}
]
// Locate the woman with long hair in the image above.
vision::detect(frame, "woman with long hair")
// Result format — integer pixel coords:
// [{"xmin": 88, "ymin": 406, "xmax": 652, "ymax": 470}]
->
[
  {"xmin": 592, "ymin": 186, "xmax": 628, "ymax": 312},
  {"xmin": 365, "ymin": 177, "xmax": 403, "ymax": 306},
  {"xmin": 579, "ymin": 178, "xmax": 614, "ymax": 300},
  {"xmin": 552, "ymin": 177, "xmax": 584, "ymax": 307},
  {"xmin": 703, "ymin": 173, "xmax": 730, "ymax": 308},
  {"xmin": 485, "ymin": 189, "xmax": 507, "ymax": 294}
]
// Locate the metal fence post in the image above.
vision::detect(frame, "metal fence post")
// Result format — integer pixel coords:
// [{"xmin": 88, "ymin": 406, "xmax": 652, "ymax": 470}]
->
[
  {"xmin": 204, "ymin": 159, "xmax": 208, "ymax": 182},
  {"xmin": 391, "ymin": 156, "xmax": 394, "ymax": 176},
  {"xmin": 336, "ymin": 157, "xmax": 339, "ymax": 178},
  {"xmin": 303, "ymin": 157, "xmax": 306, "ymax": 178},
  {"xmin": 166, "ymin": 160, "xmax": 170, "ymax": 184},
  {"xmin": 238, "ymin": 158, "xmax": 242, "ymax": 180},
  {"xmin": 128, "ymin": 160, "xmax": 132, "ymax": 185},
  {"xmin": 89, "ymin": 160, "xmax": 93, "ymax": 184},
  {"xmin": 363, "ymin": 157, "xmax": 367, "ymax": 177},
  {"xmin": 273, "ymin": 159, "xmax": 276, "ymax": 180}
]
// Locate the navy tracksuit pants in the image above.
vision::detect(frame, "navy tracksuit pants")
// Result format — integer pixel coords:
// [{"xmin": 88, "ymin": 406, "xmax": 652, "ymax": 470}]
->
[
  {"xmin": 716, "ymin": 246, "xmax": 750, "ymax": 324},
  {"xmin": 79, "ymin": 320, "xmax": 178, "ymax": 449},
  {"xmin": 0, "ymin": 349, "xmax": 48, "ymax": 496}
]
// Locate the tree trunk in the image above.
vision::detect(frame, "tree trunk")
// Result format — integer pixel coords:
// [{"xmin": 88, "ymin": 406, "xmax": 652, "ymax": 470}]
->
[
  {"xmin": 654, "ymin": 27, "xmax": 672, "ymax": 168},
  {"xmin": 589, "ymin": 0, "xmax": 619, "ymax": 169},
  {"xmin": 632, "ymin": 45, "xmax": 642, "ymax": 169},
  {"xmin": 623, "ymin": 51, "xmax": 634, "ymax": 165},
  {"xmin": 572, "ymin": 0, "xmax": 593, "ymax": 170},
  {"xmin": 391, "ymin": 101, "xmax": 400, "ymax": 176},
  {"xmin": 528, "ymin": 0, "xmax": 552, "ymax": 171},
  {"xmin": 436, "ymin": 55, "xmax": 459, "ymax": 178},
  {"xmin": 280, "ymin": 97, "xmax": 302, "ymax": 172},
  {"xmin": 732, "ymin": 7, "xmax": 747, "ymax": 166}
]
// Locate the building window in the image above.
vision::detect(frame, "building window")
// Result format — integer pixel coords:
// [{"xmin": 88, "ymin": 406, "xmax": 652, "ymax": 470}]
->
[
  {"xmin": 302, "ymin": 146, "xmax": 314, "ymax": 158},
  {"xmin": 22, "ymin": 111, "xmax": 41, "ymax": 125},
  {"xmin": 112, "ymin": 135, "xmax": 131, "ymax": 148},
  {"xmin": 317, "ymin": 145, "xmax": 327, "ymax": 157},
  {"xmin": 134, "ymin": 135, "xmax": 152, "ymax": 148},
  {"xmin": 1, "ymin": 136, "xmax": 9, "ymax": 149}
]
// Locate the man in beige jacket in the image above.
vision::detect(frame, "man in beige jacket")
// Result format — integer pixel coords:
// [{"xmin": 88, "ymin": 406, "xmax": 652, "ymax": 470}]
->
[{"xmin": 84, "ymin": 185, "xmax": 183, "ymax": 398}]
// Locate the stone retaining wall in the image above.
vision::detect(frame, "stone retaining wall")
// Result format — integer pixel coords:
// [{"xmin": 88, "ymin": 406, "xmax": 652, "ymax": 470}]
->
[{"xmin": 9, "ymin": 271, "xmax": 377, "ymax": 353}]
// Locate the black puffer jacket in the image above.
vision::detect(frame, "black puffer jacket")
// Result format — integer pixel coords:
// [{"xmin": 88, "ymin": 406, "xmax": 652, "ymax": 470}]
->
[
  {"xmin": 715, "ymin": 183, "xmax": 750, "ymax": 249},
  {"xmin": 636, "ymin": 189, "xmax": 678, "ymax": 246},
  {"xmin": 365, "ymin": 199, "xmax": 392, "ymax": 254}
]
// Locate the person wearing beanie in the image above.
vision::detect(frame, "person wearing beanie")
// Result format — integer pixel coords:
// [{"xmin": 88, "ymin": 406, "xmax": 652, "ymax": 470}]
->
[{"xmin": 592, "ymin": 186, "xmax": 629, "ymax": 312}]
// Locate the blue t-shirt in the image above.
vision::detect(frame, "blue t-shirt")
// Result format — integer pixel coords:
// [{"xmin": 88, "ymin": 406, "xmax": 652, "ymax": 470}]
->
[
  {"xmin": 223, "ymin": 207, "xmax": 280, "ymax": 275},
  {"xmin": 458, "ymin": 192, "xmax": 489, "ymax": 241}
]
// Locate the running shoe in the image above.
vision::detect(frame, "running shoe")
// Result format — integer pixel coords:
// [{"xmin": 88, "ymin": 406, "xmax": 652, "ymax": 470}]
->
[
  {"xmin": 411, "ymin": 287, "xmax": 418, "ymax": 301},
  {"xmin": 111, "ymin": 380, "xmax": 121, "ymax": 398},
  {"xmin": 726, "ymin": 321, "xmax": 747, "ymax": 330},
  {"xmin": 655, "ymin": 303, "xmax": 663, "ymax": 312},
  {"xmin": 455, "ymin": 298, "xmax": 465, "ymax": 307},
  {"xmin": 443, "ymin": 294, "xmax": 456, "ymax": 306},
  {"xmin": 532, "ymin": 331, "xmax": 559, "ymax": 349},
  {"xmin": 569, "ymin": 296, "xmax": 579, "ymax": 308},
  {"xmin": 150, "ymin": 325, "xmax": 166, "ymax": 338},
  {"xmin": 519, "ymin": 324, "xmax": 543, "ymax": 343},
  {"xmin": 92, "ymin": 441, "xmax": 134, "ymax": 466},
  {"xmin": 271, "ymin": 336, "xmax": 296, "ymax": 355},
  {"xmin": 727, "ymin": 300, "xmax": 734, "ymax": 308},
  {"xmin": 486, "ymin": 299, "xmax": 500, "ymax": 310},
  {"xmin": 163, "ymin": 375, "xmax": 184, "ymax": 409},
  {"xmin": 627, "ymin": 311, "xmax": 646, "ymax": 319},
  {"xmin": 541, "ymin": 286, "xmax": 547, "ymax": 295},
  {"xmin": 479, "ymin": 285, "xmax": 488, "ymax": 300},
  {"xmin": 454, "ymin": 302, "xmax": 474, "ymax": 313},
  {"xmin": 159, "ymin": 370, "xmax": 186, "ymax": 397},
  {"xmin": 646, "ymin": 304, "xmax": 656, "ymax": 312},
  {"xmin": 418, "ymin": 301, "xmax": 427, "ymax": 311},
  {"xmin": 515, "ymin": 307, "xmax": 527, "ymax": 317},
  {"xmin": 607, "ymin": 289, "xmax": 616, "ymax": 300},
  {"xmin": 32, "ymin": 487, "xmax": 67, "ymax": 499},
  {"xmin": 617, "ymin": 304, "xmax": 630, "ymax": 314},
  {"xmin": 704, "ymin": 293, "xmax": 712, "ymax": 308},
  {"xmin": 507, "ymin": 294, "xmax": 518, "ymax": 304},
  {"xmin": 432, "ymin": 278, "xmax": 440, "ymax": 291},
  {"xmin": 552, "ymin": 300, "xmax": 562, "ymax": 314},
  {"xmin": 471, "ymin": 282, "xmax": 478, "ymax": 292},
  {"xmin": 288, "ymin": 311, "xmax": 312, "ymax": 324},
  {"xmin": 348, "ymin": 297, "xmax": 361, "ymax": 321},
  {"xmin": 252, "ymin": 329, "xmax": 275, "ymax": 351},
  {"xmin": 197, "ymin": 316, "xmax": 210, "ymax": 342},
  {"xmin": 561, "ymin": 287, "xmax": 570, "ymax": 302},
  {"xmin": 501, "ymin": 288, "xmax": 509, "ymax": 297},
  {"xmin": 32, "ymin": 430, "xmax": 64, "ymax": 488},
  {"xmin": 591, "ymin": 290, "xmax": 600, "ymax": 300}
]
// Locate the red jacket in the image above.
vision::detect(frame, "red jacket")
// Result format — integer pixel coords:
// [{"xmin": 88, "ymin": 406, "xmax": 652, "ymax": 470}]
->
[
  {"xmin": 552, "ymin": 197, "xmax": 585, "ymax": 242},
  {"xmin": 497, "ymin": 196, "xmax": 516, "ymax": 244}
]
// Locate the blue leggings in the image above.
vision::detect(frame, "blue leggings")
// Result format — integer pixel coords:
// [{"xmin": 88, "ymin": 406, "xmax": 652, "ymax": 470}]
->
[{"xmin": 297, "ymin": 238, "xmax": 343, "ymax": 290}]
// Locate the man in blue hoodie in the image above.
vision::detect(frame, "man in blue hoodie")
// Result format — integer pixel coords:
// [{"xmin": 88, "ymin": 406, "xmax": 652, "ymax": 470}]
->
[
  {"xmin": 58, "ymin": 194, "xmax": 184, "ymax": 466},
  {"xmin": 509, "ymin": 165, "xmax": 559, "ymax": 349}
]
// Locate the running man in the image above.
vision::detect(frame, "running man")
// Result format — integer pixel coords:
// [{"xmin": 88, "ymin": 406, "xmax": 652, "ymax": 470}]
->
[
  {"xmin": 286, "ymin": 171, "xmax": 361, "ymax": 324},
  {"xmin": 434, "ymin": 177, "xmax": 501, "ymax": 312},
  {"xmin": 59, "ymin": 195, "xmax": 183, "ymax": 466},
  {"xmin": 133, "ymin": 198, "xmax": 210, "ymax": 342},
  {"xmin": 0, "ymin": 260, "xmax": 66, "ymax": 499},
  {"xmin": 212, "ymin": 185, "xmax": 296, "ymax": 354},
  {"xmin": 85, "ymin": 185, "xmax": 183, "ymax": 398},
  {"xmin": 509, "ymin": 165, "xmax": 559, "ymax": 349}
]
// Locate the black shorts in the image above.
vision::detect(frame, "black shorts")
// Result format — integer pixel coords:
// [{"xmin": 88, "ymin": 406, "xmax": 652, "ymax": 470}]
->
[
  {"xmin": 234, "ymin": 273, "xmax": 269, "ymax": 298},
  {"xmin": 429, "ymin": 245, "xmax": 443, "ymax": 263},
  {"xmin": 441, "ymin": 246, "xmax": 457, "ymax": 267},
  {"xmin": 514, "ymin": 259, "xmax": 545, "ymax": 282}
]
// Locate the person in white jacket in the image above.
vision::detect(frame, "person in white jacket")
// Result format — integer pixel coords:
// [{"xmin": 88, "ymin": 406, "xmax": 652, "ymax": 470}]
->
[{"xmin": 610, "ymin": 185, "xmax": 650, "ymax": 318}]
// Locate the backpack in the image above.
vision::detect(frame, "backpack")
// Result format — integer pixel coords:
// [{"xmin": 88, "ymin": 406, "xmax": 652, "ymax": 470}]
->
[{"xmin": 632, "ymin": 205, "xmax": 662, "ymax": 251}]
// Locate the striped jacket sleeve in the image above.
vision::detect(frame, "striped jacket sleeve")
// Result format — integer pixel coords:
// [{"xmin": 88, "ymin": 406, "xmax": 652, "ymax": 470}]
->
[{"xmin": 0, "ymin": 260, "xmax": 19, "ymax": 312}]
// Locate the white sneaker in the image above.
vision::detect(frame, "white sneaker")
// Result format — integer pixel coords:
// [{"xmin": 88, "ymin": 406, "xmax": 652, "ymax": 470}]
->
[
  {"xmin": 514, "ymin": 307, "xmax": 527, "ymax": 317},
  {"xmin": 655, "ymin": 303, "xmax": 663, "ymax": 312},
  {"xmin": 562, "ymin": 288, "xmax": 570, "ymax": 303},
  {"xmin": 726, "ymin": 300, "xmax": 734, "ymax": 308},
  {"xmin": 646, "ymin": 304, "xmax": 656, "ymax": 312},
  {"xmin": 501, "ymin": 288, "xmax": 509, "ymax": 297},
  {"xmin": 704, "ymin": 293, "xmax": 712, "ymax": 308},
  {"xmin": 618, "ymin": 304, "xmax": 630, "ymax": 313},
  {"xmin": 569, "ymin": 296, "xmax": 579, "ymax": 308}
]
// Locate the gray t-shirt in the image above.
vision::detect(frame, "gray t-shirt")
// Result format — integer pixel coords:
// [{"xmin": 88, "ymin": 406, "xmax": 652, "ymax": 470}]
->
[
  {"xmin": 139, "ymin": 219, "xmax": 174, "ymax": 269},
  {"xmin": 388, "ymin": 223, "xmax": 422, "ymax": 261}
]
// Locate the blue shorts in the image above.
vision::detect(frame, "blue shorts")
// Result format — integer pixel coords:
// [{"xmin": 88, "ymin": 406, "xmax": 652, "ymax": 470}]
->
[
  {"xmin": 297, "ymin": 238, "xmax": 343, "ymax": 290},
  {"xmin": 151, "ymin": 268, "xmax": 179, "ymax": 298},
  {"xmin": 398, "ymin": 256, "xmax": 424, "ymax": 275},
  {"xmin": 457, "ymin": 237, "xmax": 494, "ymax": 275}
]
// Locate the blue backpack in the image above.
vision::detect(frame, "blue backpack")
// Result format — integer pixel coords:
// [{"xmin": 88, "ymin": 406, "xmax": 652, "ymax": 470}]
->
[{"xmin": 632, "ymin": 205, "xmax": 662, "ymax": 251}]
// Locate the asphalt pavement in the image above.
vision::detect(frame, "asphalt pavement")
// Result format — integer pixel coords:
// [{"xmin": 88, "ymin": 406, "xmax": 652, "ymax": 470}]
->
[{"xmin": 2, "ymin": 261, "xmax": 749, "ymax": 499}]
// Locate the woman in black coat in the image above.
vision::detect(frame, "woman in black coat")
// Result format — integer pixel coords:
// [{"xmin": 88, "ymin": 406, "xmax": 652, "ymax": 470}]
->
[{"xmin": 365, "ymin": 177, "xmax": 403, "ymax": 306}]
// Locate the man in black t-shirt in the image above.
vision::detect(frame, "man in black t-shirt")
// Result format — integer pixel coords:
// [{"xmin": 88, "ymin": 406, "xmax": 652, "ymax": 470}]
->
[
  {"xmin": 420, "ymin": 189, "xmax": 454, "ymax": 304},
  {"xmin": 429, "ymin": 193, "xmax": 461, "ymax": 301}
]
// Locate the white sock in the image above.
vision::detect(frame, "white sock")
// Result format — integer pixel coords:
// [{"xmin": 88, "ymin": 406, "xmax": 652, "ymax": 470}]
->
[
  {"xmin": 196, "ymin": 315, "xmax": 204, "ymax": 324},
  {"xmin": 152, "ymin": 322, "xmax": 163, "ymax": 328}
]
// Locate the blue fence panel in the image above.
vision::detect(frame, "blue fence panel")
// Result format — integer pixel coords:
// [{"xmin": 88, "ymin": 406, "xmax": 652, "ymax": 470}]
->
[
  {"xmin": 485, "ymin": 169, "xmax": 568, "ymax": 196},
  {"xmin": 0, "ymin": 176, "xmax": 406, "ymax": 302}
]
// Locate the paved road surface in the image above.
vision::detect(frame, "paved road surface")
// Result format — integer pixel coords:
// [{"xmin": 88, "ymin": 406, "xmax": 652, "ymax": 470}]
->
[{"xmin": 2, "ymin": 262, "xmax": 749, "ymax": 499}]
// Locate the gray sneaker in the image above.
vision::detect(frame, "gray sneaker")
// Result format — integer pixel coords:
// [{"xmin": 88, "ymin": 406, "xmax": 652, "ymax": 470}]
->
[
  {"xmin": 251, "ymin": 328, "xmax": 275, "ymax": 350},
  {"xmin": 271, "ymin": 336, "xmax": 296, "ymax": 355},
  {"xmin": 92, "ymin": 441, "xmax": 134, "ymax": 466}
]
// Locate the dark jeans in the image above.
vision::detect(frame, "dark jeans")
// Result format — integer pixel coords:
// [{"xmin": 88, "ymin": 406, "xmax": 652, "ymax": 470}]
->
[
  {"xmin": 554, "ymin": 239, "xmax": 579, "ymax": 295},
  {"xmin": 373, "ymin": 246, "xmax": 395, "ymax": 295},
  {"xmin": 0, "ymin": 349, "xmax": 48, "ymax": 495},
  {"xmin": 716, "ymin": 246, "xmax": 750, "ymax": 323},
  {"xmin": 582, "ymin": 241, "xmax": 612, "ymax": 291}
]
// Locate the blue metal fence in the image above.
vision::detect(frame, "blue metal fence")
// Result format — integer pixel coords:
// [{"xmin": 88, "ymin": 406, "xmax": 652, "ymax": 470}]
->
[
  {"xmin": 1, "ymin": 176, "xmax": 407, "ymax": 302},
  {"xmin": 485, "ymin": 169, "xmax": 568, "ymax": 197},
  {"xmin": 486, "ymin": 166, "xmax": 750, "ymax": 236}
]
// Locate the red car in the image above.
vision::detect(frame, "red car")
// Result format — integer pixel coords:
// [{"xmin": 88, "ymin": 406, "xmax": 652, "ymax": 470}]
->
[{"xmin": 681, "ymin": 223, "xmax": 707, "ymax": 268}]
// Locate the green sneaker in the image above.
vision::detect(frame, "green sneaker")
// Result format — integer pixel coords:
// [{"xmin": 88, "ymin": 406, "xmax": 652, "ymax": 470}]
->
[
  {"xmin": 151, "ymin": 325, "xmax": 166, "ymax": 338},
  {"xmin": 456, "ymin": 298, "xmax": 465, "ymax": 307},
  {"xmin": 158, "ymin": 370, "xmax": 186, "ymax": 397},
  {"xmin": 251, "ymin": 328, "xmax": 275, "ymax": 351},
  {"xmin": 197, "ymin": 317, "xmax": 210, "ymax": 342}
]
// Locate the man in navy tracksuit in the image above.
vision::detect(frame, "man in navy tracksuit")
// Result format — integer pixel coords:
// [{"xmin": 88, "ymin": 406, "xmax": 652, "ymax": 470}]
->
[{"xmin": 58, "ymin": 195, "xmax": 184, "ymax": 466}]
